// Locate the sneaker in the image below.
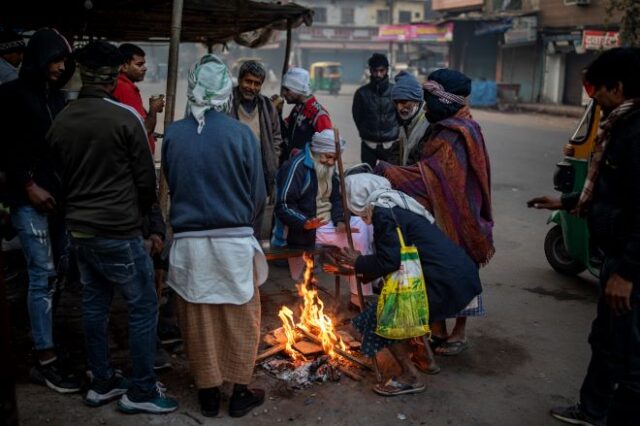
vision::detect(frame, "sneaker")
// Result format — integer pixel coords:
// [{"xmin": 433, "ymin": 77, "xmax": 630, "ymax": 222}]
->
[
  {"xmin": 550, "ymin": 404, "xmax": 606, "ymax": 426},
  {"xmin": 198, "ymin": 387, "xmax": 221, "ymax": 417},
  {"xmin": 117, "ymin": 383, "xmax": 178, "ymax": 414},
  {"xmin": 158, "ymin": 324, "xmax": 182, "ymax": 345},
  {"xmin": 229, "ymin": 387, "xmax": 265, "ymax": 418},
  {"xmin": 154, "ymin": 347, "xmax": 173, "ymax": 371},
  {"xmin": 30, "ymin": 359, "xmax": 82, "ymax": 394},
  {"xmin": 85, "ymin": 374, "xmax": 130, "ymax": 407}
]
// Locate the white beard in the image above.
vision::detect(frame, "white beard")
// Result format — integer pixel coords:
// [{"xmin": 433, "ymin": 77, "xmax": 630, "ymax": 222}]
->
[{"xmin": 398, "ymin": 104, "xmax": 420, "ymax": 121}]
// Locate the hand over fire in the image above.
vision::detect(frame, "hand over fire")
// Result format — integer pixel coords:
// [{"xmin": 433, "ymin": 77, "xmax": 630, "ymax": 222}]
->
[{"xmin": 334, "ymin": 247, "xmax": 361, "ymax": 269}]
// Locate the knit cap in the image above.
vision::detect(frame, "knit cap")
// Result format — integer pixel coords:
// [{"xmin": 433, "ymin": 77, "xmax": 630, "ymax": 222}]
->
[{"xmin": 391, "ymin": 71, "xmax": 423, "ymax": 102}]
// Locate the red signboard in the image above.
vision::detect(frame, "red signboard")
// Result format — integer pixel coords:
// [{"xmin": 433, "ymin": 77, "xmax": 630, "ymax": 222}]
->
[
  {"xmin": 377, "ymin": 23, "xmax": 453, "ymax": 42},
  {"xmin": 582, "ymin": 30, "xmax": 620, "ymax": 50}
]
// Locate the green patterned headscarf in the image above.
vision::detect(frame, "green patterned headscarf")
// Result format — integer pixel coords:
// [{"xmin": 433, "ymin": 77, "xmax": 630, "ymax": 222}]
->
[{"xmin": 186, "ymin": 54, "xmax": 233, "ymax": 134}]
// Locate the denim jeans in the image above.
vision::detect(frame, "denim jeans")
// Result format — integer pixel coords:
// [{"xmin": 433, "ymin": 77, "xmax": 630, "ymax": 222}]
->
[
  {"xmin": 11, "ymin": 205, "xmax": 57, "ymax": 350},
  {"xmin": 580, "ymin": 257, "xmax": 640, "ymax": 425},
  {"xmin": 73, "ymin": 236, "xmax": 158, "ymax": 393}
]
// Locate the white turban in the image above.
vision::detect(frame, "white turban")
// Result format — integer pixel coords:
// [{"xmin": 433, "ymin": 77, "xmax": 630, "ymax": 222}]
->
[
  {"xmin": 282, "ymin": 67, "xmax": 311, "ymax": 96},
  {"xmin": 310, "ymin": 129, "xmax": 345, "ymax": 154},
  {"xmin": 345, "ymin": 173, "xmax": 435, "ymax": 223},
  {"xmin": 186, "ymin": 54, "xmax": 233, "ymax": 134}
]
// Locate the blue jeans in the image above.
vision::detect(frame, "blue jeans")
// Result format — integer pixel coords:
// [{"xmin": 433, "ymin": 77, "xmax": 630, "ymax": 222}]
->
[
  {"xmin": 73, "ymin": 236, "xmax": 158, "ymax": 393},
  {"xmin": 11, "ymin": 205, "xmax": 57, "ymax": 350}
]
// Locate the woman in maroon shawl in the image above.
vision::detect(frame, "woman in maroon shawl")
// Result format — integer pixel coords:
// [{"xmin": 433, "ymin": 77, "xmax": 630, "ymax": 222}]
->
[{"xmin": 376, "ymin": 69, "xmax": 494, "ymax": 356}]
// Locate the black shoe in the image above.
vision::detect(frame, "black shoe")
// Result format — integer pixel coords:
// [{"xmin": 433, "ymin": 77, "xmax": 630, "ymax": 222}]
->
[
  {"xmin": 550, "ymin": 404, "xmax": 605, "ymax": 426},
  {"xmin": 198, "ymin": 387, "xmax": 221, "ymax": 417},
  {"xmin": 30, "ymin": 359, "xmax": 82, "ymax": 394},
  {"xmin": 229, "ymin": 386, "xmax": 265, "ymax": 418},
  {"xmin": 154, "ymin": 346, "xmax": 173, "ymax": 371},
  {"xmin": 85, "ymin": 373, "xmax": 130, "ymax": 406},
  {"xmin": 158, "ymin": 324, "xmax": 182, "ymax": 345}
]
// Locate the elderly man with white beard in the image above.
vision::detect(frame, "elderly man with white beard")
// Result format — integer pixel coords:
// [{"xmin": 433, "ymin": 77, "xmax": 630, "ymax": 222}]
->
[
  {"xmin": 391, "ymin": 71, "xmax": 429, "ymax": 166},
  {"xmin": 273, "ymin": 129, "xmax": 374, "ymax": 306}
]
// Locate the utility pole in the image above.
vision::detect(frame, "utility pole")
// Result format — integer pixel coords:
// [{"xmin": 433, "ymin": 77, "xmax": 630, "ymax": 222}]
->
[{"xmin": 388, "ymin": 0, "xmax": 395, "ymax": 69}]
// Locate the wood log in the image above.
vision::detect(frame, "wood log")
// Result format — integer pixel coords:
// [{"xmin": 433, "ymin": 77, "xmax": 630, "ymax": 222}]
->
[
  {"xmin": 296, "ymin": 326, "xmax": 372, "ymax": 371},
  {"xmin": 337, "ymin": 365, "xmax": 363, "ymax": 382},
  {"xmin": 255, "ymin": 343, "xmax": 287, "ymax": 362}
]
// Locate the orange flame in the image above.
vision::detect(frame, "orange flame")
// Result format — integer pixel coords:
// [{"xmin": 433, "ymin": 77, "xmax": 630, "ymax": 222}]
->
[
  {"xmin": 277, "ymin": 253, "xmax": 348, "ymax": 361},
  {"xmin": 278, "ymin": 306, "xmax": 305, "ymax": 362}
]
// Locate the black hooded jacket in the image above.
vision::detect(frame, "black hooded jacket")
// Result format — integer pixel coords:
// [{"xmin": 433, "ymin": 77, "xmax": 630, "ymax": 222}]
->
[
  {"xmin": 0, "ymin": 28, "xmax": 74, "ymax": 206},
  {"xmin": 352, "ymin": 76, "xmax": 399, "ymax": 143}
]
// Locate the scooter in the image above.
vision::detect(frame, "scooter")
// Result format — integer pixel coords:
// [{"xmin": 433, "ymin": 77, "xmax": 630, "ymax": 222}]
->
[{"xmin": 544, "ymin": 100, "xmax": 601, "ymax": 278}]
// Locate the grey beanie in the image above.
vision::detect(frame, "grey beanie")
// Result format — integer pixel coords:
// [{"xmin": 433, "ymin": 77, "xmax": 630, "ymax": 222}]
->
[{"xmin": 391, "ymin": 71, "xmax": 423, "ymax": 102}]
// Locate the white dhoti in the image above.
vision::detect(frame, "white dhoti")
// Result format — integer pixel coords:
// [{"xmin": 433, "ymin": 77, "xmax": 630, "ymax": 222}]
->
[{"xmin": 288, "ymin": 216, "xmax": 374, "ymax": 296}]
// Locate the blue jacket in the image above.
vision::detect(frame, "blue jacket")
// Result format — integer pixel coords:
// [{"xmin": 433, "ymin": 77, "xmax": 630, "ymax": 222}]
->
[
  {"xmin": 273, "ymin": 145, "xmax": 344, "ymax": 248},
  {"xmin": 162, "ymin": 110, "xmax": 266, "ymax": 234},
  {"xmin": 355, "ymin": 206, "xmax": 481, "ymax": 322}
]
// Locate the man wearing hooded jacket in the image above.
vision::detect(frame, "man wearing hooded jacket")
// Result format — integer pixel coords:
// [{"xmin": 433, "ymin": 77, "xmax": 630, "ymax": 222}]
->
[
  {"xmin": 0, "ymin": 28, "xmax": 81, "ymax": 393},
  {"xmin": 352, "ymin": 53, "xmax": 400, "ymax": 168}
]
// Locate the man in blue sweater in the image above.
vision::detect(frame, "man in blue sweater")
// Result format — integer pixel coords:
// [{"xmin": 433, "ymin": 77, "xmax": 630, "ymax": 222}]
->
[{"xmin": 162, "ymin": 55, "xmax": 268, "ymax": 419}]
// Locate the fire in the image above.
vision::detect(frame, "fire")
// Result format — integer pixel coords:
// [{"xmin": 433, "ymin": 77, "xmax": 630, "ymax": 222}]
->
[{"xmin": 277, "ymin": 253, "xmax": 348, "ymax": 360}]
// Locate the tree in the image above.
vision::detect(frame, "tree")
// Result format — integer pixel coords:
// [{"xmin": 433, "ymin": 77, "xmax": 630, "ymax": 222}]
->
[{"xmin": 607, "ymin": 0, "xmax": 640, "ymax": 46}]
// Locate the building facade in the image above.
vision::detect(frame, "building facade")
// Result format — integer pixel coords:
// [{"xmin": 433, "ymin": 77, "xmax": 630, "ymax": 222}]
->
[{"xmin": 293, "ymin": 0, "xmax": 426, "ymax": 83}]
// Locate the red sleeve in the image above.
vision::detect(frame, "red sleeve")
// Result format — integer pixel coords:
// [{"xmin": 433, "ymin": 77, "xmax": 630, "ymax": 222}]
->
[
  {"xmin": 113, "ymin": 84, "xmax": 146, "ymax": 118},
  {"xmin": 314, "ymin": 114, "xmax": 333, "ymax": 132}
]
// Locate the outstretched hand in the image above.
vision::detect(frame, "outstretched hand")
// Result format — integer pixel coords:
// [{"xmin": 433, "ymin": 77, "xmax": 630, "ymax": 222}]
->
[
  {"xmin": 304, "ymin": 217, "xmax": 328, "ymax": 230},
  {"xmin": 527, "ymin": 196, "xmax": 562, "ymax": 210}
]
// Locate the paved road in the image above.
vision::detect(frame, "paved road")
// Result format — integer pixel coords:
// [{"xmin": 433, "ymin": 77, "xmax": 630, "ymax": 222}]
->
[{"xmin": 16, "ymin": 84, "xmax": 600, "ymax": 425}]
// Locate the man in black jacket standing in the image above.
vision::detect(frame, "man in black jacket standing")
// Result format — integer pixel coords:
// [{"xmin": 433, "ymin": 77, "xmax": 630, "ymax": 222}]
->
[
  {"xmin": 352, "ymin": 53, "xmax": 400, "ymax": 168},
  {"xmin": 0, "ymin": 28, "xmax": 80, "ymax": 393},
  {"xmin": 48, "ymin": 41, "xmax": 177, "ymax": 414},
  {"xmin": 529, "ymin": 48, "xmax": 640, "ymax": 426}
]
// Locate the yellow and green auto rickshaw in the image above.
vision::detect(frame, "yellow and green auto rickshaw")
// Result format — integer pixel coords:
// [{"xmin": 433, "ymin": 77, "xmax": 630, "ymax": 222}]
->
[
  {"xmin": 310, "ymin": 62, "xmax": 342, "ymax": 95},
  {"xmin": 544, "ymin": 98, "xmax": 602, "ymax": 277}
]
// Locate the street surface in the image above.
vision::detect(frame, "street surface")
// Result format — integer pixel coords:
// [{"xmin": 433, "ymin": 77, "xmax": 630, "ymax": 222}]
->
[{"xmin": 14, "ymin": 83, "xmax": 600, "ymax": 425}]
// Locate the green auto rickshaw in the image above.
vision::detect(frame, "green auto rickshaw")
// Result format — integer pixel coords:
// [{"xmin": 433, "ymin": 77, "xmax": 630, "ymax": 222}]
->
[
  {"xmin": 544, "ymin": 99, "xmax": 602, "ymax": 277},
  {"xmin": 310, "ymin": 62, "xmax": 342, "ymax": 95}
]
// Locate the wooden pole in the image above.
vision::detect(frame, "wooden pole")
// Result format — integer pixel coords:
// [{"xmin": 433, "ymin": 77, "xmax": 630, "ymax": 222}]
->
[
  {"xmin": 332, "ymin": 128, "xmax": 366, "ymax": 311},
  {"xmin": 158, "ymin": 0, "xmax": 184, "ymax": 218},
  {"xmin": 297, "ymin": 326, "xmax": 371, "ymax": 371},
  {"xmin": 282, "ymin": 19, "xmax": 292, "ymax": 79}
]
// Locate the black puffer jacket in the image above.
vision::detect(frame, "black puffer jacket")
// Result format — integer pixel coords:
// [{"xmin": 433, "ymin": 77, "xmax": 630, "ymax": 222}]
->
[
  {"xmin": 352, "ymin": 77, "xmax": 399, "ymax": 143},
  {"xmin": 0, "ymin": 28, "xmax": 74, "ymax": 206}
]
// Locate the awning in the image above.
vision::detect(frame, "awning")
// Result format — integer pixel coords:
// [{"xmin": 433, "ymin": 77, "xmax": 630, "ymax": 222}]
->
[{"xmin": 2, "ymin": 0, "xmax": 313, "ymax": 44}]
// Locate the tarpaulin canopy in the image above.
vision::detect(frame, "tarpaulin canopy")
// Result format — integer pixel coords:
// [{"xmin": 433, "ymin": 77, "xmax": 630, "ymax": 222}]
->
[{"xmin": 2, "ymin": 0, "xmax": 313, "ymax": 44}]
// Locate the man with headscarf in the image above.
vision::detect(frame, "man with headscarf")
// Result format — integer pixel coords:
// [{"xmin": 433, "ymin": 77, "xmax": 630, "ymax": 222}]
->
[
  {"xmin": 162, "ymin": 54, "xmax": 268, "ymax": 418},
  {"xmin": 278, "ymin": 67, "xmax": 333, "ymax": 161},
  {"xmin": 48, "ymin": 41, "xmax": 177, "ymax": 413},
  {"xmin": 273, "ymin": 129, "xmax": 374, "ymax": 305},
  {"xmin": 352, "ymin": 53, "xmax": 400, "ymax": 168},
  {"xmin": 0, "ymin": 30, "xmax": 25, "ymax": 84},
  {"xmin": 391, "ymin": 71, "xmax": 429, "ymax": 166},
  {"xmin": 377, "ymin": 68, "xmax": 494, "ymax": 356},
  {"xmin": 336, "ymin": 173, "xmax": 481, "ymax": 395},
  {"xmin": 0, "ymin": 28, "xmax": 80, "ymax": 393}
]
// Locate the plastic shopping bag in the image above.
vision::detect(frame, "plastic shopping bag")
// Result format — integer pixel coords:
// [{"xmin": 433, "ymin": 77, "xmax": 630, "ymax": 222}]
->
[{"xmin": 376, "ymin": 227, "xmax": 430, "ymax": 340}]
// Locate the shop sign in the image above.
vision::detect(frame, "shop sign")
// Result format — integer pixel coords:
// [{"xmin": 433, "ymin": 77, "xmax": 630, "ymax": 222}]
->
[
  {"xmin": 432, "ymin": 0, "xmax": 483, "ymax": 11},
  {"xmin": 582, "ymin": 30, "xmax": 620, "ymax": 50},
  {"xmin": 377, "ymin": 23, "xmax": 453, "ymax": 42},
  {"xmin": 504, "ymin": 16, "xmax": 538, "ymax": 45}
]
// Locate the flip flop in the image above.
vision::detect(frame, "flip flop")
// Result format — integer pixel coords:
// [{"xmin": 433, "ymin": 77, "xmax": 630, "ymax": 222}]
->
[
  {"xmin": 373, "ymin": 378, "xmax": 426, "ymax": 397},
  {"xmin": 435, "ymin": 340, "xmax": 468, "ymax": 356}
]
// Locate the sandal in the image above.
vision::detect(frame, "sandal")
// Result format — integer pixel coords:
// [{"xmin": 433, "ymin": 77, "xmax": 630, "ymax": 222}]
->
[
  {"xmin": 373, "ymin": 378, "xmax": 425, "ymax": 397},
  {"xmin": 435, "ymin": 340, "xmax": 468, "ymax": 356}
]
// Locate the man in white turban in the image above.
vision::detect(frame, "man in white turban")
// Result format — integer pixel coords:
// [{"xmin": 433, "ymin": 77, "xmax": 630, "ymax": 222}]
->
[
  {"xmin": 162, "ymin": 54, "xmax": 268, "ymax": 418},
  {"xmin": 273, "ymin": 129, "xmax": 374, "ymax": 305}
]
